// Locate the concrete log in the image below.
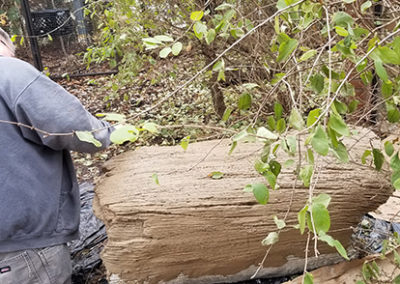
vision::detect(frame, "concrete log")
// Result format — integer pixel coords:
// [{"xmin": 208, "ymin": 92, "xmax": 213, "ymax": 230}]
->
[{"xmin": 94, "ymin": 128, "xmax": 392, "ymax": 283}]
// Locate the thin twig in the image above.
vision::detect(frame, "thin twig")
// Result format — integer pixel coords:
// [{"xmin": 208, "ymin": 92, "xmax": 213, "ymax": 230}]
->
[{"xmin": 1, "ymin": 0, "xmax": 308, "ymax": 137}]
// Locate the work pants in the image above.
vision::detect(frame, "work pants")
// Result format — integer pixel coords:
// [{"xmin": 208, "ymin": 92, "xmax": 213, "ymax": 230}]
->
[{"xmin": 0, "ymin": 244, "xmax": 72, "ymax": 284}]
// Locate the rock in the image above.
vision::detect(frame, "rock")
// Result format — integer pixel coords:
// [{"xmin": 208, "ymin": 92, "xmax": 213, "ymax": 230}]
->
[{"xmin": 93, "ymin": 128, "xmax": 392, "ymax": 283}]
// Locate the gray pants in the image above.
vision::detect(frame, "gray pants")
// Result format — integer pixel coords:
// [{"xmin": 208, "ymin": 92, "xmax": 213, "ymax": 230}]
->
[{"xmin": 0, "ymin": 244, "xmax": 72, "ymax": 284}]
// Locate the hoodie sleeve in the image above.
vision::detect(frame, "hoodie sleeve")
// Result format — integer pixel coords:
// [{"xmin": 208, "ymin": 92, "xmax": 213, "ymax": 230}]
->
[{"xmin": 13, "ymin": 73, "xmax": 113, "ymax": 153}]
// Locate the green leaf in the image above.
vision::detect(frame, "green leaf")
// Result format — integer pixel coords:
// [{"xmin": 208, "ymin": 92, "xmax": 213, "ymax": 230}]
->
[
  {"xmin": 394, "ymin": 250, "xmax": 400, "ymax": 265},
  {"xmin": 307, "ymin": 108, "xmax": 321, "ymax": 127},
  {"xmin": 313, "ymin": 193, "xmax": 331, "ymax": 208},
  {"xmin": 393, "ymin": 170, "xmax": 400, "ymax": 188},
  {"xmin": 372, "ymin": 148, "xmax": 384, "ymax": 171},
  {"xmin": 274, "ymin": 102, "xmax": 283, "ymax": 120},
  {"xmin": 194, "ymin": 22, "xmax": 207, "ymax": 40},
  {"xmin": 238, "ymin": 93, "xmax": 252, "ymax": 110},
  {"xmin": 210, "ymin": 171, "xmax": 224, "ymax": 179},
  {"xmin": 213, "ymin": 60, "xmax": 224, "ymax": 71},
  {"xmin": 180, "ymin": 135, "xmax": 191, "ymax": 151},
  {"xmin": 223, "ymin": 9, "xmax": 236, "ymax": 22},
  {"xmin": 394, "ymin": 37, "xmax": 400, "ymax": 55},
  {"xmin": 310, "ymin": 203, "xmax": 330, "ymax": 234},
  {"xmin": 277, "ymin": 38, "xmax": 298, "ymax": 62},
  {"xmin": 332, "ymin": 12, "xmax": 354, "ymax": 28},
  {"xmin": 289, "ymin": 109, "xmax": 305, "ymax": 130},
  {"xmin": 142, "ymin": 37, "xmax": 162, "ymax": 45},
  {"xmin": 385, "ymin": 141, "xmax": 395, "ymax": 157},
  {"xmin": 393, "ymin": 177, "xmax": 400, "ymax": 190},
  {"xmin": 311, "ymin": 125, "xmax": 330, "ymax": 156},
  {"xmin": 307, "ymin": 149, "xmax": 315, "ymax": 164},
  {"xmin": 310, "ymin": 74, "xmax": 325, "ymax": 94},
  {"xmin": 142, "ymin": 122, "xmax": 159, "ymax": 134},
  {"xmin": 387, "ymin": 103, "xmax": 400, "ymax": 123},
  {"xmin": 264, "ymin": 171, "xmax": 277, "ymax": 190},
  {"xmin": 190, "ymin": 10, "xmax": 204, "ymax": 21},
  {"xmin": 274, "ymin": 216, "xmax": 286, "ymax": 230},
  {"xmin": 276, "ymin": 0, "xmax": 287, "ymax": 9},
  {"xmin": 243, "ymin": 184, "xmax": 253, "ymax": 193},
  {"xmin": 218, "ymin": 69, "xmax": 225, "ymax": 81},
  {"xmin": 318, "ymin": 232, "xmax": 349, "ymax": 260},
  {"xmin": 360, "ymin": 1, "xmax": 372, "ymax": 14},
  {"xmin": 232, "ymin": 129, "xmax": 249, "ymax": 142},
  {"xmin": 298, "ymin": 206, "xmax": 308, "ymax": 234},
  {"xmin": 257, "ymin": 127, "xmax": 278, "ymax": 140},
  {"xmin": 252, "ymin": 183, "xmax": 269, "ymax": 205},
  {"xmin": 348, "ymin": 100, "xmax": 359, "ymax": 113},
  {"xmin": 110, "ymin": 125, "xmax": 139, "ymax": 145},
  {"xmin": 96, "ymin": 112, "xmax": 125, "ymax": 122},
  {"xmin": 222, "ymin": 108, "xmax": 232, "ymax": 122},
  {"xmin": 229, "ymin": 141, "xmax": 237, "ymax": 155},
  {"xmin": 152, "ymin": 173, "xmax": 160, "ymax": 185},
  {"xmin": 271, "ymin": 73, "xmax": 285, "ymax": 85},
  {"xmin": 76, "ymin": 131, "xmax": 102, "ymax": 147},
  {"xmin": 326, "ymin": 125, "xmax": 338, "ymax": 149},
  {"xmin": 362, "ymin": 263, "xmax": 375, "ymax": 281},
  {"xmin": 261, "ymin": 232, "xmax": 279, "ymax": 246},
  {"xmin": 159, "ymin": 47, "xmax": 172, "ymax": 58},
  {"xmin": 391, "ymin": 153, "xmax": 400, "ymax": 171},
  {"xmin": 276, "ymin": 119, "xmax": 286, "ymax": 134},
  {"xmin": 374, "ymin": 60, "xmax": 389, "ymax": 82},
  {"xmin": 299, "ymin": 49, "xmax": 317, "ymax": 62},
  {"xmin": 322, "ymin": 66, "xmax": 340, "ymax": 80},
  {"xmin": 171, "ymin": 42, "xmax": 183, "ymax": 56},
  {"xmin": 231, "ymin": 28, "xmax": 244, "ymax": 39},
  {"xmin": 335, "ymin": 26, "xmax": 349, "ymax": 37},
  {"xmin": 362, "ymin": 150, "xmax": 372, "ymax": 164},
  {"xmin": 154, "ymin": 35, "xmax": 173, "ymax": 42},
  {"xmin": 299, "ymin": 165, "xmax": 314, "ymax": 187},
  {"xmin": 333, "ymin": 100, "xmax": 348, "ymax": 115},
  {"xmin": 267, "ymin": 116, "xmax": 276, "ymax": 130},
  {"xmin": 215, "ymin": 3, "xmax": 235, "ymax": 10},
  {"xmin": 269, "ymin": 160, "xmax": 282, "ymax": 177},
  {"xmin": 242, "ymin": 83, "xmax": 259, "ymax": 89},
  {"xmin": 394, "ymin": 274, "xmax": 400, "ymax": 284},
  {"xmin": 255, "ymin": 160, "xmax": 269, "ymax": 174},
  {"xmin": 284, "ymin": 159, "xmax": 295, "ymax": 167},
  {"xmin": 382, "ymin": 81, "xmax": 393, "ymax": 99},
  {"xmin": 206, "ymin": 29, "xmax": 216, "ymax": 45},
  {"xmin": 332, "ymin": 141, "xmax": 349, "ymax": 163},
  {"xmin": 304, "ymin": 273, "xmax": 314, "ymax": 284},
  {"xmin": 286, "ymin": 136, "xmax": 297, "ymax": 155},
  {"xmin": 377, "ymin": 46, "xmax": 400, "ymax": 65},
  {"xmin": 328, "ymin": 114, "xmax": 350, "ymax": 137}
]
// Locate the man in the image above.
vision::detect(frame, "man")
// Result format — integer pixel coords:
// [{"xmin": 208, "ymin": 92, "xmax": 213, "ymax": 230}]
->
[{"xmin": 0, "ymin": 28, "xmax": 113, "ymax": 283}]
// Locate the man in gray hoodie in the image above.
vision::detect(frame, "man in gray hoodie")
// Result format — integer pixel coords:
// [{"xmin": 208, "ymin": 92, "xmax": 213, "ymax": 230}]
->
[{"xmin": 0, "ymin": 28, "xmax": 113, "ymax": 283}]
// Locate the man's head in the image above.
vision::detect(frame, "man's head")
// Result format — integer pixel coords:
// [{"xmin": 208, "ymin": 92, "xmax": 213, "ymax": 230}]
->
[{"xmin": 0, "ymin": 28, "xmax": 15, "ymax": 57}]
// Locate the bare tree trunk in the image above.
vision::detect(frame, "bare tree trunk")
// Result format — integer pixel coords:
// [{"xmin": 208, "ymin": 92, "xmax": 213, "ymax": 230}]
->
[{"xmin": 201, "ymin": 43, "xmax": 226, "ymax": 118}]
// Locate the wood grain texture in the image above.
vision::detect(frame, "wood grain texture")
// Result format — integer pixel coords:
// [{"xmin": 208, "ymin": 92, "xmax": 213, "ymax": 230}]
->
[{"xmin": 94, "ymin": 128, "xmax": 392, "ymax": 284}]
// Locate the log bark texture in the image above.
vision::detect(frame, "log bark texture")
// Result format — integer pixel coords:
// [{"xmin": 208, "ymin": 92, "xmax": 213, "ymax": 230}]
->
[{"xmin": 94, "ymin": 128, "xmax": 392, "ymax": 284}]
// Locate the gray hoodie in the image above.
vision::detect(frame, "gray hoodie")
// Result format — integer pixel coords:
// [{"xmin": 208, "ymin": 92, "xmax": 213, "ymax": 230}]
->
[{"xmin": 0, "ymin": 56, "xmax": 112, "ymax": 252}]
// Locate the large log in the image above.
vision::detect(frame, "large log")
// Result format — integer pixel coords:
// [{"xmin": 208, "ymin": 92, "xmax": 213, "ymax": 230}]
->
[{"xmin": 93, "ymin": 128, "xmax": 392, "ymax": 283}]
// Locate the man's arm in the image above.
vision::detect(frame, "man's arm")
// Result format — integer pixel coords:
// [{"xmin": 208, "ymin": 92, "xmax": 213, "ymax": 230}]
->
[{"xmin": 13, "ymin": 73, "xmax": 113, "ymax": 153}]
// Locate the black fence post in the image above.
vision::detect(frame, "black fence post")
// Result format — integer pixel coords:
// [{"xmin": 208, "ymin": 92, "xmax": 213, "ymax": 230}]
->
[{"xmin": 21, "ymin": 0, "xmax": 43, "ymax": 71}]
